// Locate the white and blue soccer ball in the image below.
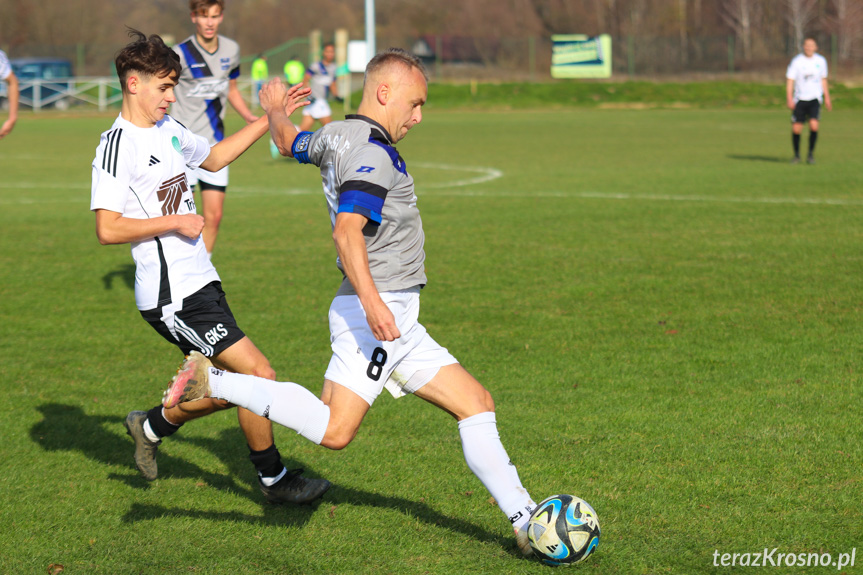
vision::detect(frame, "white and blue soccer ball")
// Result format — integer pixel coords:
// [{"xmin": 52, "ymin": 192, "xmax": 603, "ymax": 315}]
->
[{"xmin": 526, "ymin": 494, "xmax": 600, "ymax": 566}]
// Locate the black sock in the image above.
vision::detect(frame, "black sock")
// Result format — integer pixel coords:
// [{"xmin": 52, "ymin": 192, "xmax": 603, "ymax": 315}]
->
[
  {"xmin": 808, "ymin": 131, "xmax": 818, "ymax": 156},
  {"xmin": 792, "ymin": 133, "xmax": 801, "ymax": 157},
  {"xmin": 249, "ymin": 444, "xmax": 286, "ymax": 480},
  {"xmin": 146, "ymin": 405, "xmax": 182, "ymax": 438}
]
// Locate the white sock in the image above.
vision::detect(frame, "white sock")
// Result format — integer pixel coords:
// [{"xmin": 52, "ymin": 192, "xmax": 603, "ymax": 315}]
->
[
  {"xmin": 208, "ymin": 367, "xmax": 330, "ymax": 444},
  {"xmin": 458, "ymin": 411, "xmax": 536, "ymax": 530},
  {"xmin": 142, "ymin": 419, "xmax": 161, "ymax": 443},
  {"xmin": 260, "ymin": 467, "xmax": 287, "ymax": 487}
]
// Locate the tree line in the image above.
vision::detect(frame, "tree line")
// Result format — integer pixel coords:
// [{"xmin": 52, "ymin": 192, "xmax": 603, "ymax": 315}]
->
[{"xmin": 1, "ymin": 0, "xmax": 859, "ymax": 74}]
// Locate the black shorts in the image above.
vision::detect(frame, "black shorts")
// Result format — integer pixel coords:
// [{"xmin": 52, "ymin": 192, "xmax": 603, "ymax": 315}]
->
[
  {"xmin": 791, "ymin": 99, "xmax": 820, "ymax": 123},
  {"xmin": 141, "ymin": 281, "xmax": 245, "ymax": 357}
]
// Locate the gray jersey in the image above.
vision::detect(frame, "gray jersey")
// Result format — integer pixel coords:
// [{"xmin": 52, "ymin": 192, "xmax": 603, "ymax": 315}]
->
[
  {"xmin": 171, "ymin": 35, "xmax": 241, "ymax": 144},
  {"xmin": 295, "ymin": 115, "xmax": 426, "ymax": 296},
  {"xmin": 307, "ymin": 60, "xmax": 337, "ymax": 102}
]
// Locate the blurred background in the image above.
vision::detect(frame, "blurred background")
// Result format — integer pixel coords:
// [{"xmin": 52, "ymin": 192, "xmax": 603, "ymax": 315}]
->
[{"xmin": 0, "ymin": 0, "xmax": 860, "ymax": 82}]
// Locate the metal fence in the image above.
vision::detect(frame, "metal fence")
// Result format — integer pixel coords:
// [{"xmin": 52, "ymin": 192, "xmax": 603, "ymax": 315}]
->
[{"xmin": 2, "ymin": 34, "xmax": 860, "ymax": 111}]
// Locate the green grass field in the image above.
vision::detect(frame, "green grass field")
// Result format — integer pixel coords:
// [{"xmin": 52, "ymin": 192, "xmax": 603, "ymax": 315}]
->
[{"xmin": 1, "ymin": 102, "xmax": 861, "ymax": 574}]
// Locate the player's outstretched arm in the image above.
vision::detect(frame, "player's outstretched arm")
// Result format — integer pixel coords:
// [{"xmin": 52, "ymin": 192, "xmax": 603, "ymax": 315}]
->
[
  {"xmin": 95, "ymin": 209, "xmax": 204, "ymax": 245},
  {"xmin": 332, "ymin": 212, "xmax": 401, "ymax": 342},
  {"xmin": 200, "ymin": 113, "xmax": 270, "ymax": 172},
  {"xmin": 227, "ymin": 78, "xmax": 258, "ymax": 124},
  {"xmin": 260, "ymin": 78, "xmax": 310, "ymax": 157}
]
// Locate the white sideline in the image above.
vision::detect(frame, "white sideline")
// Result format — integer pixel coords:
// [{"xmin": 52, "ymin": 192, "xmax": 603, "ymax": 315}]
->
[{"xmin": 2, "ymin": 158, "xmax": 861, "ymax": 207}]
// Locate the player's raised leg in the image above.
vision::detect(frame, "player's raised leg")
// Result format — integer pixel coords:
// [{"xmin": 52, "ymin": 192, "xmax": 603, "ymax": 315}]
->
[
  {"xmin": 211, "ymin": 337, "xmax": 330, "ymax": 504},
  {"xmin": 164, "ymin": 359, "xmax": 333, "ymax": 445}
]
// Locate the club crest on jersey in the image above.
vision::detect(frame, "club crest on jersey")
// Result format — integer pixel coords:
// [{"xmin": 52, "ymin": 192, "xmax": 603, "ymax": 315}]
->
[
  {"xmin": 158, "ymin": 173, "xmax": 190, "ymax": 216},
  {"xmin": 171, "ymin": 136, "xmax": 182, "ymax": 155},
  {"xmin": 220, "ymin": 57, "xmax": 231, "ymax": 71}
]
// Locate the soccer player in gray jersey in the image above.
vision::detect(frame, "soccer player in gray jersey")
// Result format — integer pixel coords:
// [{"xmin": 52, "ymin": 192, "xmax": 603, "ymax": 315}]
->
[
  {"xmin": 172, "ymin": 0, "xmax": 258, "ymax": 256},
  {"xmin": 299, "ymin": 43, "xmax": 339, "ymax": 132},
  {"xmin": 94, "ymin": 30, "xmax": 328, "ymax": 505},
  {"xmin": 163, "ymin": 49, "xmax": 538, "ymax": 555}
]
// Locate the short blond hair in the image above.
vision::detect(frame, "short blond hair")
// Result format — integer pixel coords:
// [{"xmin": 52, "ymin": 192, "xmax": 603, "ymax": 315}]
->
[{"xmin": 364, "ymin": 48, "xmax": 428, "ymax": 86}]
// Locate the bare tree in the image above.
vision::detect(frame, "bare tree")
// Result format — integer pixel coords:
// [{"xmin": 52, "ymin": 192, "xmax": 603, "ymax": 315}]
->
[
  {"xmin": 678, "ymin": 0, "xmax": 688, "ymax": 64},
  {"xmin": 785, "ymin": 0, "xmax": 818, "ymax": 52},
  {"xmin": 828, "ymin": 0, "xmax": 863, "ymax": 59},
  {"xmin": 721, "ymin": 0, "xmax": 757, "ymax": 61}
]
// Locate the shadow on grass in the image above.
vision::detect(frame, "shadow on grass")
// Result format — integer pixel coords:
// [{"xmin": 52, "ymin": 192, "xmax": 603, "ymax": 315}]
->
[
  {"xmin": 122, "ymin": 484, "xmax": 515, "ymax": 554},
  {"xmin": 102, "ymin": 263, "xmax": 136, "ymax": 291},
  {"xmin": 727, "ymin": 154, "xmax": 788, "ymax": 163},
  {"xmin": 30, "ymin": 403, "xmax": 321, "ymax": 505},
  {"xmin": 31, "ymin": 403, "xmax": 517, "ymax": 555}
]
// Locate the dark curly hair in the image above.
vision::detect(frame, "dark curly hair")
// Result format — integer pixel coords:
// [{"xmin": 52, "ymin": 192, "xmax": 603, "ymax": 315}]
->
[{"xmin": 115, "ymin": 29, "xmax": 181, "ymax": 93}]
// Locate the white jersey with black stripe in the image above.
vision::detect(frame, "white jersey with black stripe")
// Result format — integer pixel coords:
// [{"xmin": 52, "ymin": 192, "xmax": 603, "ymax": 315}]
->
[{"xmin": 90, "ymin": 114, "xmax": 220, "ymax": 310}]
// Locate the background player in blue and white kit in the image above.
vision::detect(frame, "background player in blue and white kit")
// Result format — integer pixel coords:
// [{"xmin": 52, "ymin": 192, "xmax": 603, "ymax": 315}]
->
[
  {"xmin": 164, "ymin": 49, "xmax": 538, "ymax": 555},
  {"xmin": 298, "ymin": 43, "xmax": 339, "ymax": 132},
  {"xmin": 786, "ymin": 37, "xmax": 831, "ymax": 164},
  {"xmin": 0, "ymin": 49, "xmax": 19, "ymax": 139},
  {"xmin": 172, "ymin": 0, "xmax": 259, "ymax": 256},
  {"xmin": 91, "ymin": 30, "xmax": 328, "ymax": 504}
]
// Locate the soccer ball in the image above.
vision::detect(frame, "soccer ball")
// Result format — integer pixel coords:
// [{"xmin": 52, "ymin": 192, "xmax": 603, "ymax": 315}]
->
[{"xmin": 526, "ymin": 494, "xmax": 600, "ymax": 566}]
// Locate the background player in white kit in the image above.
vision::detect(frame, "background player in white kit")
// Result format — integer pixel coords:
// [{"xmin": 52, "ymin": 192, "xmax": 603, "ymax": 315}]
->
[
  {"xmin": 164, "ymin": 49, "xmax": 538, "ymax": 555},
  {"xmin": 786, "ymin": 37, "xmax": 831, "ymax": 164},
  {"xmin": 91, "ymin": 30, "xmax": 328, "ymax": 504},
  {"xmin": 172, "ymin": 0, "xmax": 259, "ymax": 256},
  {"xmin": 298, "ymin": 42, "xmax": 339, "ymax": 132},
  {"xmin": 0, "ymin": 49, "xmax": 19, "ymax": 139}
]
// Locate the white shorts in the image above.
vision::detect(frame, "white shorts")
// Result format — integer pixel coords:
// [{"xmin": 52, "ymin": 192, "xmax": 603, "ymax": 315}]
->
[
  {"xmin": 187, "ymin": 164, "xmax": 229, "ymax": 189},
  {"xmin": 302, "ymin": 98, "xmax": 333, "ymax": 120},
  {"xmin": 325, "ymin": 288, "xmax": 458, "ymax": 405}
]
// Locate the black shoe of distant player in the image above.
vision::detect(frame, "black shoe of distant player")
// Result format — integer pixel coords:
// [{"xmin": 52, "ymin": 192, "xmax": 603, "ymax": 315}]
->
[
  {"xmin": 790, "ymin": 156, "xmax": 801, "ymax": 164},
  {"xmin": 807, "ymin": 155, "xmax": 815, "ymax": 164},
  {"xmin": 260, "ymin": 468, "xmax": 331, "ymax": 504},
  {"xmin": 124, "ymin": 410, "xmax": 160, "ymax": 481}
]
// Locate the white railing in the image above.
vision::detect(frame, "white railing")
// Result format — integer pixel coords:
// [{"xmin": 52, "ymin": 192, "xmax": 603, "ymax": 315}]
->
[{"xmin": 1, "ymin": 78, "xmax": 262, "ymax": 112}]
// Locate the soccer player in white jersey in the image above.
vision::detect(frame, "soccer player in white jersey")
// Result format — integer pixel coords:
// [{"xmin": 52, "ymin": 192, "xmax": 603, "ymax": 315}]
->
[
  {"xmin": 786, "ymin": 38, "xmax": 831, "ymax": 164},
  {"xmin": 298, "ymin": 43, "xmax": 339, "ymax": 132},
  {"xmin": 164, "ymin": 49, "xmax": 538, "ymax": 555},
  {"xmin": 0, "ymin": 49, "xmax": 19, "ymax": 139},
  {"xmin": 172, "ymin": 0, "xmax": 259, "ymax": 256},
  {"xmin": 91, "ymin": 30, "xmax": 329, "ymax": 505}
]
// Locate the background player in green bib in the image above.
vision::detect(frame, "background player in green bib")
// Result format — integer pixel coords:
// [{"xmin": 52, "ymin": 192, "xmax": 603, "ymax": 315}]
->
[
  {"xmin": 172, "ymin": 0, "xmax": 258, "ymax": 257},
  {"xmin": 250, "ymin": 54, "xmax": 268, "ymax": 108},
  {"xmin": 284, "ymin": 58, "xmax": 305, "ymax": 85}
]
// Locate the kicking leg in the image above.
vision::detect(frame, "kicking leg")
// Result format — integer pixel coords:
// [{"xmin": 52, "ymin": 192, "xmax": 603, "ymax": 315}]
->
[{"xmin": 414, "ymin": 364, "xmax": 536, "ymax": 554}]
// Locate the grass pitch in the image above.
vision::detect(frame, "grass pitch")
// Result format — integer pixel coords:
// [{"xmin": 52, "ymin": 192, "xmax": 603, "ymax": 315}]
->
[{"xmin": 1, "ymin": 105, "xmax": 861, "ymax": 574}]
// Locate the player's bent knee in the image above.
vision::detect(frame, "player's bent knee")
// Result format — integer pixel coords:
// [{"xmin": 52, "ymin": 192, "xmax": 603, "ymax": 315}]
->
[
  {"xmin": 251, "ymin": 364, "xmax": 276, "ymax": 381},
  {"xmin": 320, "ymin": 431, "xmax": 354, "ymax": 451},
  {"xmin": 320, "ymin": 419, "xmax": 360, "ymax": 450}
]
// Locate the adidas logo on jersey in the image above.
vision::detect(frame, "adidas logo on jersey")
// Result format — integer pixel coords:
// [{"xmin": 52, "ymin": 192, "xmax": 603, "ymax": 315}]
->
[{"xmin": 149, "ymin": 155, "xmax": 160, "ymax": 166}]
